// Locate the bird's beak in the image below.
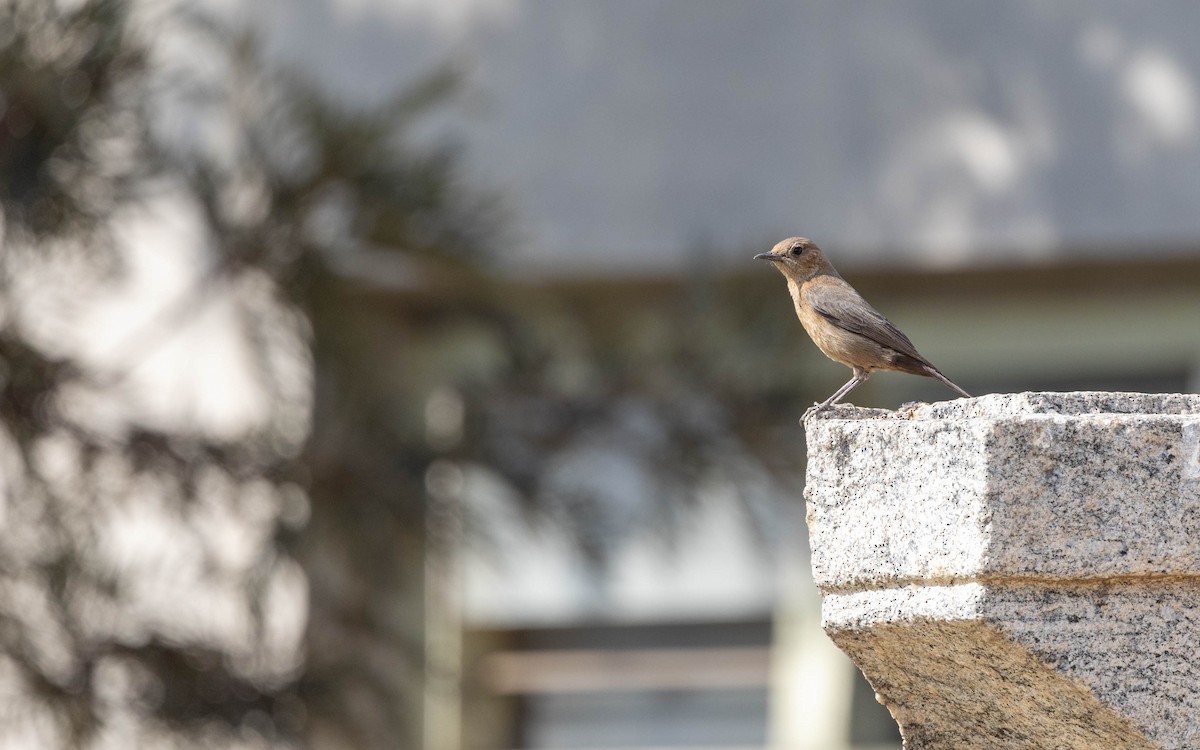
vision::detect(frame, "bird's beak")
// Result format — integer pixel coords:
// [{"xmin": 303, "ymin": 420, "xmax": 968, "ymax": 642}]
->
[{"xmin": 754, "ymin": 252, "xmax": 780, "ymax": 262}]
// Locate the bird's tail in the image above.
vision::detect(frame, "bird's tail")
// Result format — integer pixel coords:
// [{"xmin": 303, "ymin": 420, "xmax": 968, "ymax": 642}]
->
[{"xmin": 923, "ymin": 365, "xmax": 971, "ymax": 399}]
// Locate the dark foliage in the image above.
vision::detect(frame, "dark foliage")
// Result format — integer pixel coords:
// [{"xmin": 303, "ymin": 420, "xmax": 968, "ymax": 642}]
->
[{"xmin": 0, "ymin": 2, "xmax": 809, "ymax": 748}]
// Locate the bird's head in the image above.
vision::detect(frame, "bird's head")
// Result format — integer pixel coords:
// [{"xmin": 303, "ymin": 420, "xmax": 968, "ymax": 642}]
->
[{"xmin": 754, "ymin": 237, "xmax": 830, "ymax": 281}]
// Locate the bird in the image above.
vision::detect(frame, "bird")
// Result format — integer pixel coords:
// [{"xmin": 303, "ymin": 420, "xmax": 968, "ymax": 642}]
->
[{"xmin": 755, "ymin": 236, "xmax": 970, "ymax": 411}]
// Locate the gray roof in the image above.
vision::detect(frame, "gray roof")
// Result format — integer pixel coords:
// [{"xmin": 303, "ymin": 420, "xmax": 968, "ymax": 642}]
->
[{"xmin": 258, "ymin": 0, "xmax": 1200, "ymax": 272}]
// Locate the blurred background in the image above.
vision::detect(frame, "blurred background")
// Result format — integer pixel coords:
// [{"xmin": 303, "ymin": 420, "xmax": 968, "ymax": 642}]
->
[{"xmin": 1, "ymin": 1, "xmax": 1199, "ymax": 749}]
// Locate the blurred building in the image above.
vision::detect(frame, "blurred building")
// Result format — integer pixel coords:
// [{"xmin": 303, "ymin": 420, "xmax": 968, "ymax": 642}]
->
[
  {"xmin": 443, "ymin": 250, "xmax": 1200, "ymax": 750},
  {"xmin": 240, "ymin": 2, "xmax": 1200, "ymax": 747}
]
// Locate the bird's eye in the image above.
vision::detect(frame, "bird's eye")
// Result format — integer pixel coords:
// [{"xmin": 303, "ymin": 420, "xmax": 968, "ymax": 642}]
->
[{"xmin": 791, "ymin": 245, "xmax": 804, "ymax": 256}]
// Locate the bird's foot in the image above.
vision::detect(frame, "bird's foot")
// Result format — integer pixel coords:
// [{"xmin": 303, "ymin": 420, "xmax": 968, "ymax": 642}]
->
[{"xmin": 803, "ymin": 401, "xmax": 853, "ymax": 421}]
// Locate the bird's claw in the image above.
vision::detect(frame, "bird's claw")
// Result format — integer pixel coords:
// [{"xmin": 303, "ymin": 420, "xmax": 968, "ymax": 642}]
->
[{"xmin": 803, "ymin": 402, "xmax": 833, "ymax": 420}]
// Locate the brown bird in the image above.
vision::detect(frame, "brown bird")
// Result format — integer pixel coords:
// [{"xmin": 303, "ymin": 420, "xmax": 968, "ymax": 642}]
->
[{"xmin": 755, "ymin": 237, "xmax": 970, "ymax": 410}]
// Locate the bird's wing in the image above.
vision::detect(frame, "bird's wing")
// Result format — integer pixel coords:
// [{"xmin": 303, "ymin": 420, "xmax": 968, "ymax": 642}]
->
[{"xmin": 803, "ymin": 280, "xmax": 927, "ymax": 362}]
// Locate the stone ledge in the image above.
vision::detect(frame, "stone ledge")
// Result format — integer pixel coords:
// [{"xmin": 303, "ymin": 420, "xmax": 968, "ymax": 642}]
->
[
  {"xmin": 804, "ymin": 392, "xmax": 1200, "ymax": 749},
  {"xmin": 805, "ymin": 392, "xmax": 1200, "ymax": 588}
]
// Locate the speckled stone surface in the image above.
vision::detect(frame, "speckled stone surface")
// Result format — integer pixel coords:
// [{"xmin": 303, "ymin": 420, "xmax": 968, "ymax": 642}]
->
[{"xmin": 804, "ymin": 392, "xmax": 1200, "ymax": 749}]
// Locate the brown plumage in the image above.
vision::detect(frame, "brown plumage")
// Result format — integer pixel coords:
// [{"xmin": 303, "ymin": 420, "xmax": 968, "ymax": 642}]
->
[{"xmin": 755, "ymin": 237, "xmax": 970, "ymax": 410}]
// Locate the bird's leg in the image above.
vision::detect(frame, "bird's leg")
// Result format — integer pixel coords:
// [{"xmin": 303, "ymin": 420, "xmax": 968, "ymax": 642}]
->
[{"xmin": 812, "ymin": 368, "xmax": 870, "ymax": 411}]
